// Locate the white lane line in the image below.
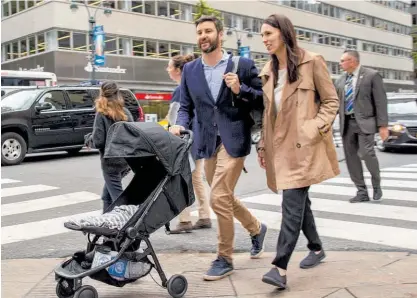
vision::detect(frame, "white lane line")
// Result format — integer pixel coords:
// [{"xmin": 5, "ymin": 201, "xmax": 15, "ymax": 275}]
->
[
  {"xmin": 242, "ymin": 193, "xmax": 417, "ymax": 222},
  {"xmin": 1, "ymin": 192, "xmax": 100, "ymax": 216},
  {"xmin": 323, "ymin": 178, "xmax": 417, "ymax": 190},
  {"xmin": 1, "ymin": 179, "xmax": 21, "ymax": 184},
  {"xmin": 1, "ymin": 185, "xmax": 58, "ymax": 197},
  {"xmin": 190, "ymin": 209, "xmax": 417, "ymax": 250},
  {"xmin": 364, "ymin": 172, "xmax": 417, "ymax": 179},
  {"xmin": 1, "ymin": 210, "xmax": 101, "ymax": 245},
  {"xmin": 310, "ymin": 184, "xmax": 417, "ymax": 202}
]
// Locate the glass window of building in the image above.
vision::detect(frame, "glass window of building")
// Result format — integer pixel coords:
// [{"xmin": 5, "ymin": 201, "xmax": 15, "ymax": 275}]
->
[
  {"xmin": 193, "ymin": 45, "xmax": 200, "ymax": 56},
  {"xmin": 169, "ymin": 2, "xmax": 181, "ymax": 19},
  {"xmin": 145, "ymin": 0, "xmax": 156, "ymax": 15},
  {"xmin": 132, "ymin": 39, "xmax": 145, "ymax": 56},
  {"xmin": 11, "ymin": 42, "xmax": 18, "ymax": 60},
  {"xmin": 2, "ymin": 1, "xmax": 10, "ymax": 17},
  {"xmin": 20, "ymin": 39, "xmax": 28, "ymax": 57},
  {"xmin": 73, "ymin": 32, "xmax": 87, "ymax": 51},
  {"xmin": 58, "ymin": 31, "xmax": 71, "ymax": 50},
  {"xmin": 18, "ymin": 0, "xmax": 25, "ymax": 12},
  {"xmin": 27, "ymin": 1, "xmax": 35, "ymax": 9},
  {"xmin": 242, "ymin": 17, "xmax": 252, "ymax": 31},
  {"xmin": 223, "ymin": 13, "xmax": 233, "ymax": 28},
  {"xmin": 158, "ymin": 42, "xmax": 169, "ymax": 58},
  {"xmin": 146, "ymin": 40, "xmax": 157, "ymax": 58},
  {"xmin": 28, "ymin": 36, "xmax": 36, "ymax": 55},
  {"xmin": 105, "ymin": 36, "xmax": 117, "ymax": 54},
  {"xmin": 37, "ymin": 33, "xmax": 46, "ymax": 53},
  {"xmin": 131, "ymin": 0, "xmax": 143, "ymax": 13},
  {"xmin": 10, "ymin": 0, "xmax": 17, "ymax": 14},
  {"xmin": 157, "ymin": 1, "xmax": 168, "ymax": 17},
  {"xmin": 170, "ymin": 43, "xmax": 181, "ymax": 57}
]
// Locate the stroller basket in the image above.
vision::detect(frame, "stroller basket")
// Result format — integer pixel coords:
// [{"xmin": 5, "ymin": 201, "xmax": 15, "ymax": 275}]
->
[{"xmin": 54, "ymin": 122, "xmax": 195, "ymax": 298}]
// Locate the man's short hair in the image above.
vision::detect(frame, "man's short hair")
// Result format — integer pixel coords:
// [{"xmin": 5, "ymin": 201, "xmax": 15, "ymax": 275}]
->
[
  {"xmin": 344, "ymin": 49, "xmax": 360, "ymax": 62},
  {"xmin": 195, "ymin": 15, "xmax": 223, "ymax": 33}
]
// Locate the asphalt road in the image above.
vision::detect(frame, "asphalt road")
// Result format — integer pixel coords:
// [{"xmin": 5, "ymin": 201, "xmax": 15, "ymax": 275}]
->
[{"xmin": 2, "ymin": 145, "xmax": 417, "ymax": 260}]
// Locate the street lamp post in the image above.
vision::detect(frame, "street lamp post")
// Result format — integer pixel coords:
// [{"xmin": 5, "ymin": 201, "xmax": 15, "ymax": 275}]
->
[
  {"xmin": 226, "ymin": 27, "xmax": 253, "ymax": 56},
  {"xmin": 69, "ymin": 0, "xmax": 112, "ymax": 85}
]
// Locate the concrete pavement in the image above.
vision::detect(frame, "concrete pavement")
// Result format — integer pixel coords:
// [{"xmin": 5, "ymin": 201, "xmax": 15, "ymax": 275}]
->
[{"xmin": 3, "ymin": 251, "xmax": 416, "ymax": 298}]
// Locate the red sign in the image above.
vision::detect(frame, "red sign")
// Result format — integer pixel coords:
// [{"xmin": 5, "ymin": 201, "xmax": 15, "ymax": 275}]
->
[{"xmin": 135, "ymin": 93, "xmax": 172, "ymax": 101}]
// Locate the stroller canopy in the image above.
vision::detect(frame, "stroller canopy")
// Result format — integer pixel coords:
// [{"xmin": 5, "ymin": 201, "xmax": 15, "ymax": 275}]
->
[{"xmin": 104, "ymin": 122, "xmax": 191, "ymax": 175}]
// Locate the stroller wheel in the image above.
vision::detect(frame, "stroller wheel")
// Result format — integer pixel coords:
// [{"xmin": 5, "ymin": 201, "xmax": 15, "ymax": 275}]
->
[
  {"xmin": 167, "ymin": 274, "xmax": 188, "ymax": 298},
  {"xmin": 56, "ymin": 280, "xmax": 75, "ymax": 298},
  {"xmin": 73, "ymin": 285, "xmax": 98, "ymax": 298}
]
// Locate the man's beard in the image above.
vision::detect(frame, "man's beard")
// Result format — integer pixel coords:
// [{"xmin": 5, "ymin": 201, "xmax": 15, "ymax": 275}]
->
[{"xmin": 199, "ymin": 36, "xmax": 219, "ymax": 53}]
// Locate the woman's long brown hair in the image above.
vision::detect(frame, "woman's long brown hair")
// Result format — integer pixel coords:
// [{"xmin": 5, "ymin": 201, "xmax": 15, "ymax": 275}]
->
[
  {"xmin": 95, "ymin": 81, "xmax": 127, "ymax": 121},
  {"xmin": 263, "ymin": 14, "xmax": 304, "ymax": 85}
]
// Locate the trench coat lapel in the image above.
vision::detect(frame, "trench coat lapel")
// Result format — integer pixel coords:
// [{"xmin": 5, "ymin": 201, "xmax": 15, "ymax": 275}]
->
[{"xmin": 259, "ymin": 61, "xmax": 276, "ymax": 123}]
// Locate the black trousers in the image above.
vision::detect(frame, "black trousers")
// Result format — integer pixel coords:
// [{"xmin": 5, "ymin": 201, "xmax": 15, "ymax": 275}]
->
[
  {"xmin": 272, "ymin": 186, "xmax": 322, "ymax": 270},
  {"xmin": 343, "ymin": 118, "xmax": 381, "ymax": 195},
  {"xmin": 100, "ymin": 158, "xmax": 130, "ymax": 213}
]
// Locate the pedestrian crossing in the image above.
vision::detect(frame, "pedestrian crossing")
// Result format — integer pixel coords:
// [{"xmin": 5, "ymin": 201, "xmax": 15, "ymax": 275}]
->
[
  {"xmin": 1, "ymin": 163, "xmax": 417, "ymax": 252},
  {"xmin": 190, "ymin": 163, "xmax": 417, "ymax": 251}
]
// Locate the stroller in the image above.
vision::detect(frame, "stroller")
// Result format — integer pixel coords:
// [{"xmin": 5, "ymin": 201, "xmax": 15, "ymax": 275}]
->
[{"xmin": 54, "ymin": 122, "xmax": 196, "ymax": 298}]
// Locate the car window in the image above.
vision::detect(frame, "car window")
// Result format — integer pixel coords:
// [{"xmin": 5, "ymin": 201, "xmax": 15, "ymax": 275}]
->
[
  {"xmin": 66, "ymin": 89, "xmax": 95, "ymax": 109},
  {"xmin": 120, "ymin": 90, "xmax": 138, "ymax": 107},
  {"xmin": 38, "ymin": 91, "xmax": 67, "ymax": 111},
  {"xmin": 388, "ymin": 98, "xmax": 417, "ymax": 115}
]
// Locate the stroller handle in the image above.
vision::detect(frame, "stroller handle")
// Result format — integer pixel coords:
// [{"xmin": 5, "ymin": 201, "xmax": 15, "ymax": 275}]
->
[{"xmin": 180, "ymin": 129, "xmax": 193, "ymax": 147}]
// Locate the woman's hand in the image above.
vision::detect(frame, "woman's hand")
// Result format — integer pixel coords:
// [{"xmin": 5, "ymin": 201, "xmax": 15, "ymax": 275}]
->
[
  {"xmin": 258, "ymin": 154, "xmax": 266, "ymax": 169},
  {"xmin": 257, "ymin": 147, "xmax": 266, "ymax": 169}
]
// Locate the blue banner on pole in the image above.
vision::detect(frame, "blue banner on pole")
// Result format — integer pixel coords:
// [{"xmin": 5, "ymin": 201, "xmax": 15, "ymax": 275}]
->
[
  {"xmin": 239, "ymin": 46, "xmax": 250, "ymax": 59},
  {"xmin": 93, "ymin": 25, "xmax": 105, "ymax": 66}
]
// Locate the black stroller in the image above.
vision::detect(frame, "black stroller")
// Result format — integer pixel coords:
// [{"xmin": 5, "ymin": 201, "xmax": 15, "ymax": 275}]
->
[{"xmin": 54, "ymin": 122, "xmax": 196, "ymax": 298}]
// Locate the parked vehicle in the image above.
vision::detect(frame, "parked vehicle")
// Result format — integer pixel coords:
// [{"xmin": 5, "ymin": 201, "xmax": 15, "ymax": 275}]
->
[
  {"xmin": 1, "ymin": 85, "xmax": 143, "ymax": 166},
  {"xmin": 1, "ymin": 70, "xmax": 58, "ymax": 97},
  {"xmin": 375, "ymin": 93, "xmax": 417, "ymax": 152}
]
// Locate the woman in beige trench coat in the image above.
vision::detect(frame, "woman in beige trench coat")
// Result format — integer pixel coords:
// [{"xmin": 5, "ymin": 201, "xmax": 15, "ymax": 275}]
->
[{"xmin": 257, "ymin": 14, "xmax": 340, "ymax": 289}]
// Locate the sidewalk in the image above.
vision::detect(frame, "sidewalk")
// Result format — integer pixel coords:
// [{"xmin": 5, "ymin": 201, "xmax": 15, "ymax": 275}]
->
[{"xmin": 2, "ymin": 251, "xmax": 416, "ymax": 298}]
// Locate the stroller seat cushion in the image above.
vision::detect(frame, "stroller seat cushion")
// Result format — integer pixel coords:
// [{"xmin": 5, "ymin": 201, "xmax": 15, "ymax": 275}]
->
[{"xmin": 65, "ymin": 205, "xmax": 139, "ymax": 232}]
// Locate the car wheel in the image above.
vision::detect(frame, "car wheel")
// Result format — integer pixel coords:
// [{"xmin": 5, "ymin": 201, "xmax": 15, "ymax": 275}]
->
[{"xmin": 1, "ymin": 132, "xmax": 27, "ymax": 166}]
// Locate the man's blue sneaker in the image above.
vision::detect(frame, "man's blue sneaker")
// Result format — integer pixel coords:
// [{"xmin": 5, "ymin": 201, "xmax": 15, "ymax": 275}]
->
[
  {"xmin": 203, "ymin": 256, "xmax": 234, "ymax": 281},
  {"xmin": 250, "ymin": 223, "xmax": 268, "ymax": 259}
]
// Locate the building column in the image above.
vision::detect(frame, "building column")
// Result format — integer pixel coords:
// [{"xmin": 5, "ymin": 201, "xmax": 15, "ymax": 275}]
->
[{"xmin": 46, "ymin": 30, "xmax": 58, "ymax": 51}]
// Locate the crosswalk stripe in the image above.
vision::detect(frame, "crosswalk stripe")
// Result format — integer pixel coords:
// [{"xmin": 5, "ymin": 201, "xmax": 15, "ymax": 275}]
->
[
  {"xmin": 323, "ymin": 177, "xmax": 417, "ymax": 189},
  {"xmin": 364, "ymin": 172, "xmax": 417, "ymax": 179},
  {"xmin": 1, "ymin": 210, "xmax": 101, "ymax": 245},
  {"xmin": 402, "ymin": 164, "xmax": 417, "ymax": 168},
  {"xmin": 190, "ymin": 209, "xmax": 417, "ymax": 250},
  {"xmin": 1, "ymin": 185, "xmax": 58, "ymax": 197},
  {"xmin": 241, "ymin": 194, "xmax": 417, "ymax": 222},
  {"xmin": 1, "ymin": 192, "xmax": 100, "ymax": 216},
  {"xmin": 310, "ymin": 184, "xmax": 417, "ymax": 202},
  {"xmin": 1, "ymin": 179, "xmax": 21, "ymax": 184},
  {"xmin": 381, "ymin": 167, "xmax": 417, "ymax": 173}
]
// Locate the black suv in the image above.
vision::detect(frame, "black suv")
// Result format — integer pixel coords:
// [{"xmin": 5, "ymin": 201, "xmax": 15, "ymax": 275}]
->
[{"xmin": 1, "ymin": 86, "xmax": 143, "ymax": 166}]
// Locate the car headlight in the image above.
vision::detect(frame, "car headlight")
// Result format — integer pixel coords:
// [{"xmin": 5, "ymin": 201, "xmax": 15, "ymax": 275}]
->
[{"xmin": 389, "ymin": 124, "xmax": 406, "ymax": 133}]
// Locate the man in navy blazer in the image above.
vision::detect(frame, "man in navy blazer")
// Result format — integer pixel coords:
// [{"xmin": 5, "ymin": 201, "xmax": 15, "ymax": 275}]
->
[{"xmin": 170, "ymin": 15, "xmax": 268, "ymax": 281}]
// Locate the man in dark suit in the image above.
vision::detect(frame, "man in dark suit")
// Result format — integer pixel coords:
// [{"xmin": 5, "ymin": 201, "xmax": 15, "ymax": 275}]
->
[
  {"xmin": 170, "ymin": 15, "xmax": 267, "ymax": 281},
  {"xmin": 336, "ymin": 49, "xmax": 389, "ymax": 203}
]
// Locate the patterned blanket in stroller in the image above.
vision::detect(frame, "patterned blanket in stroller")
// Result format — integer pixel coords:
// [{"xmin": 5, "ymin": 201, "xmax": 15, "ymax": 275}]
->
[{"xmin": 66, "ymin": 205, "xmax": 139, "ymax": 230}]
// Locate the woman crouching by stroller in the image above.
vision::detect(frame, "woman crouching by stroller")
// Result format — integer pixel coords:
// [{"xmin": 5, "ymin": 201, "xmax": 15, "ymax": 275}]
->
[{"xmin": 88, "ymin": 81, "xmax": 133, "ymax": 212}]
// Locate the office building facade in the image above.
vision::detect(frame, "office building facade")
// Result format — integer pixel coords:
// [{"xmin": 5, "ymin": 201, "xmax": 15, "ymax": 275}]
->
[{"xmin": 1, "ymin": 0, "xmax": 415, "ymax": 94}]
